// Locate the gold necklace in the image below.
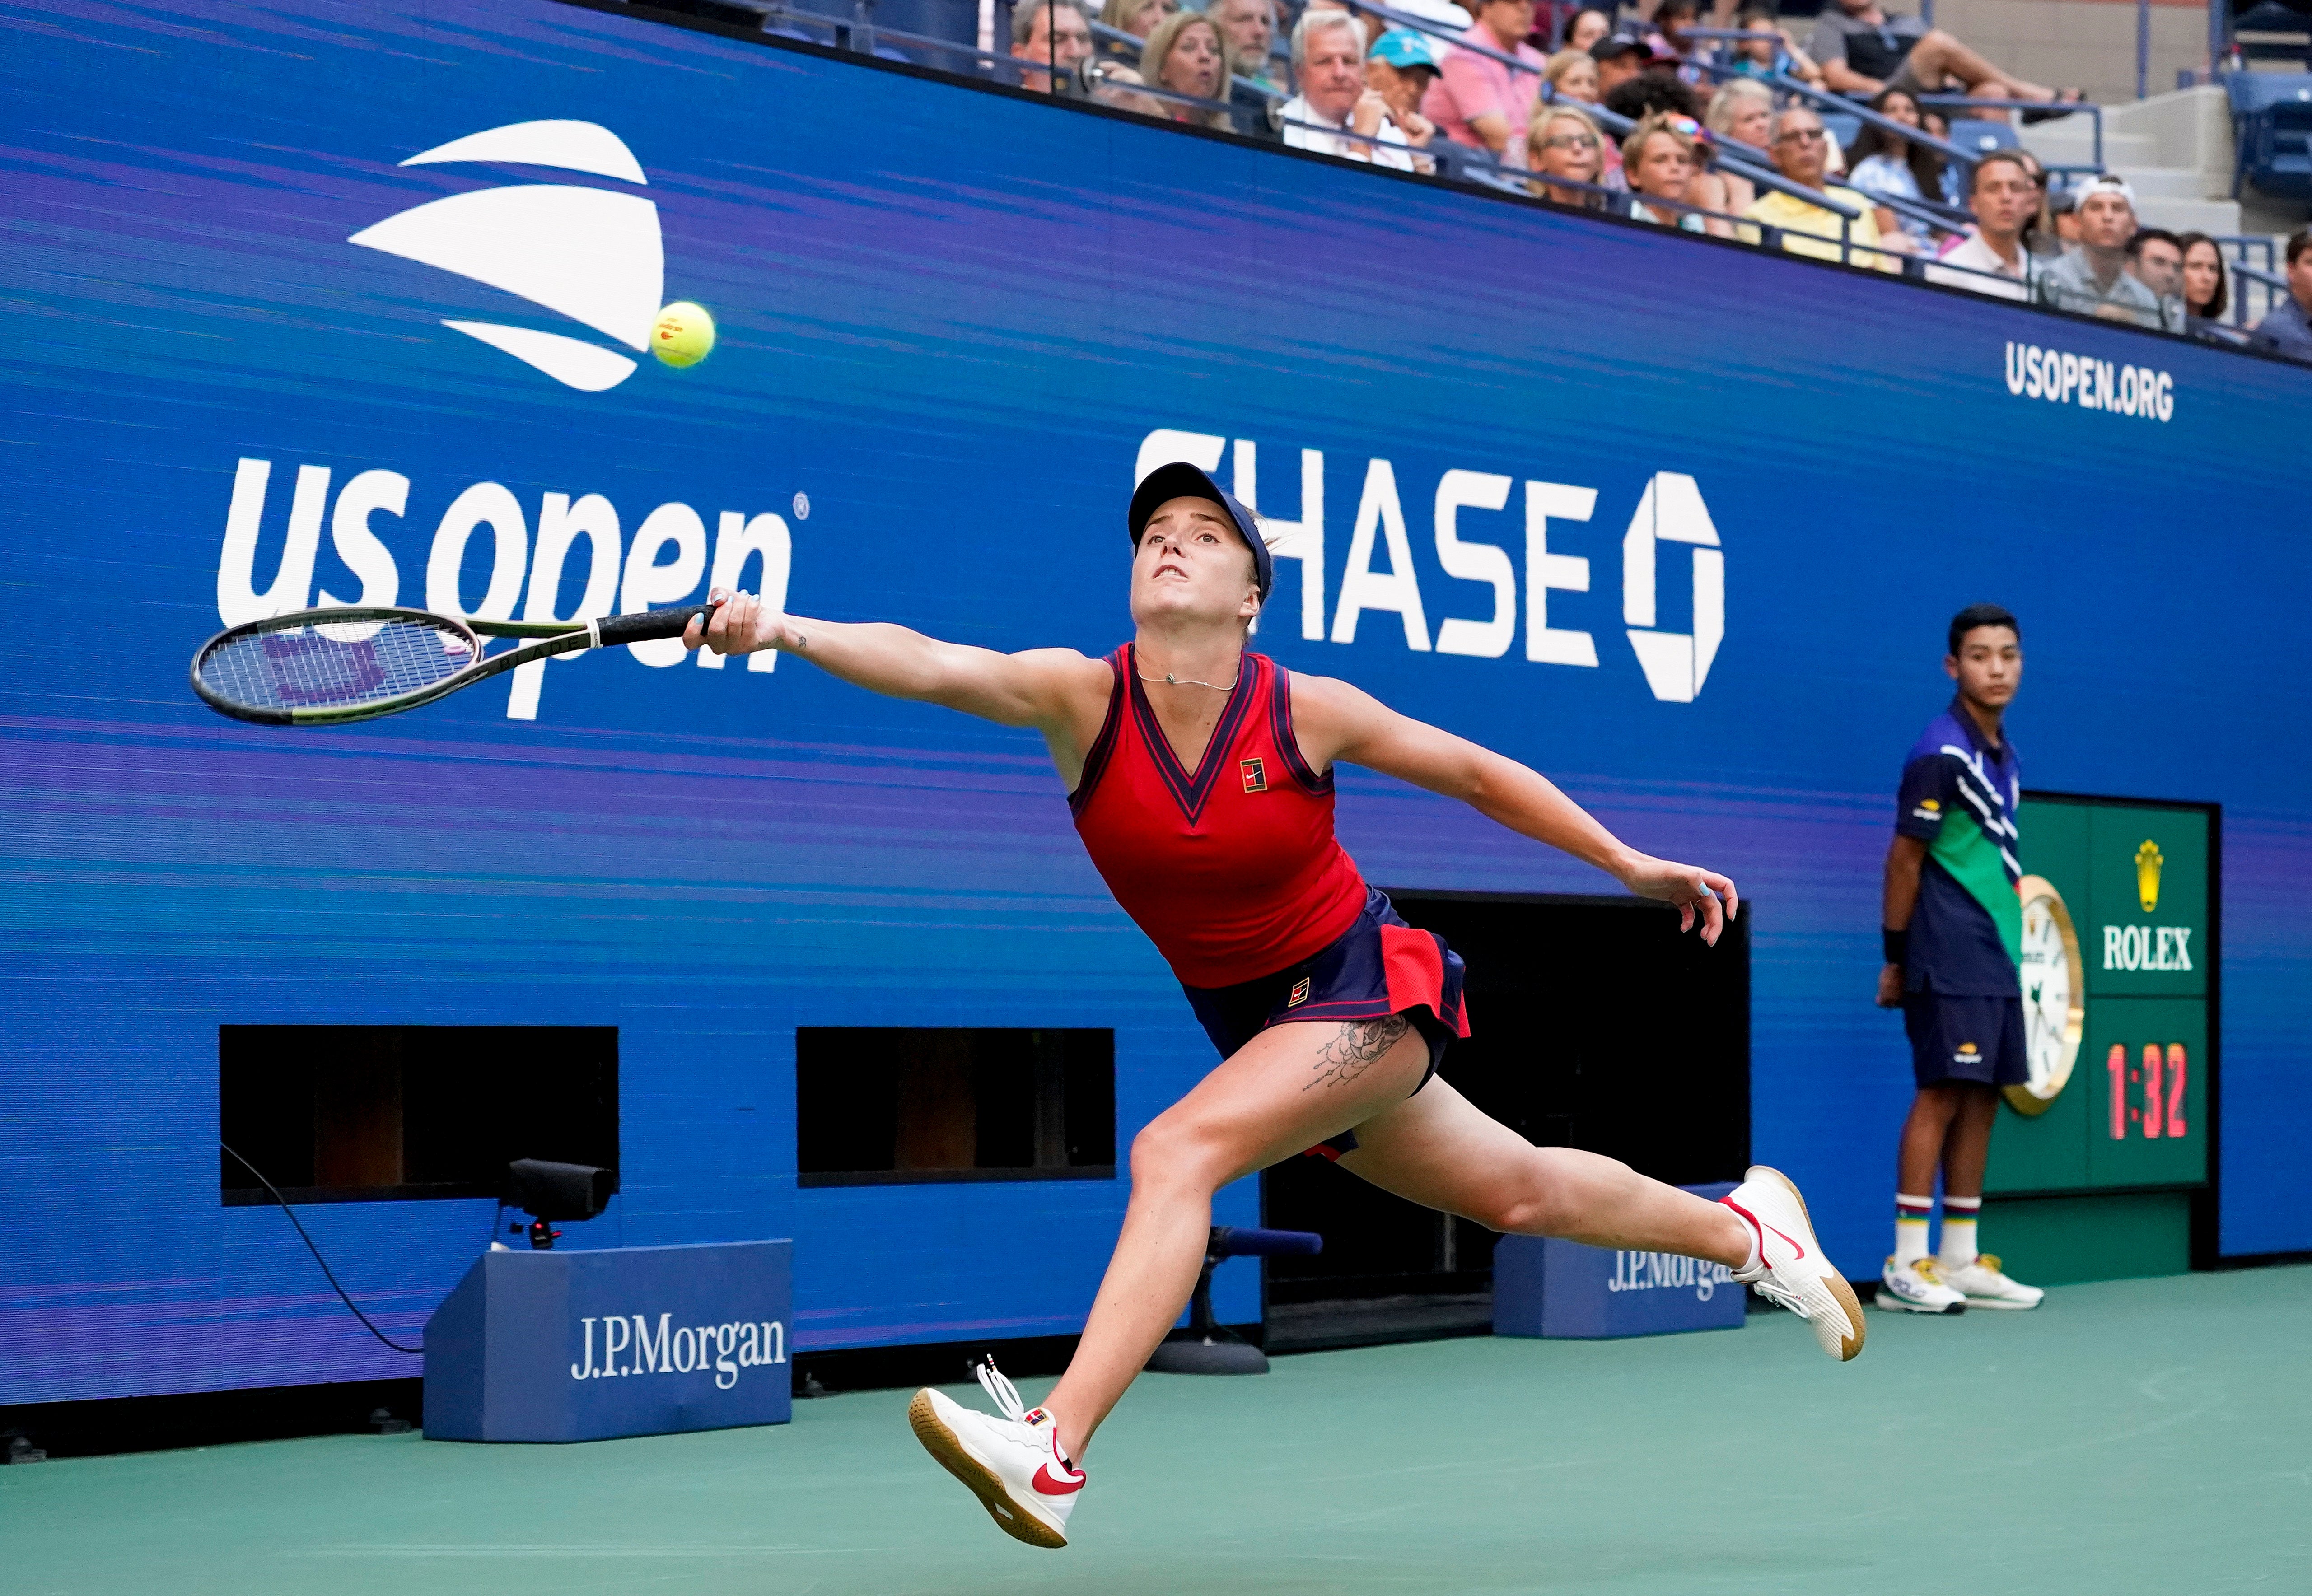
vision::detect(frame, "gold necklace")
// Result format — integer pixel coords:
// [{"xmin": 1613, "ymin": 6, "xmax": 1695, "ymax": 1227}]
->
[{"xmin": 1137, "ymin": 668, "xmax": 1239, "ymax": 691}]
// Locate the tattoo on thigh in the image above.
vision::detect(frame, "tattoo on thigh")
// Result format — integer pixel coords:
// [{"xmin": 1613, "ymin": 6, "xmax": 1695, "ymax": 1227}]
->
[{"xmin": 1306, "ymin": 1015, "xmax": 1411, "ymax": 1091}]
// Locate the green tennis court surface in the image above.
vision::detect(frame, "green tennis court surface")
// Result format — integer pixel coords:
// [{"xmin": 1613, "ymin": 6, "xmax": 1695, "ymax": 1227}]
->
[{"xmin": 9, "ymin": 1267, "xmax": 2305, "ymax": 1596}]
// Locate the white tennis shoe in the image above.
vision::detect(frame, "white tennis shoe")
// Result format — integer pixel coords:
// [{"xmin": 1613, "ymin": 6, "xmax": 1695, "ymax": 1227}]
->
[
  {"xmin": 1938, "ymin": 1253, "xmax": 2046, "ymax": 1309},
  {"xmin": 1723, "ymin": 1165, "xmax": 1867, "ymax": 1361},
  {"xmin": 1878, "ymin": 1255, "xmax": 1967, "ymax": 1314},
  {"xmin": 908, "ymin": 1358, "xmax": 1085, "ymax": 1549}
]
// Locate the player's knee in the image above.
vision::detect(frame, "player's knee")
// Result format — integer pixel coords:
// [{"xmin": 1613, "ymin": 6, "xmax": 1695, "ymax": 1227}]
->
[
  {"xmin": 1128, "ymin": 1115, "xmax": 1230, "ymax": 1190},
  {"xmin": 1477, "ymin": 1174, "xmax": 1567, "ymax": 1237}
]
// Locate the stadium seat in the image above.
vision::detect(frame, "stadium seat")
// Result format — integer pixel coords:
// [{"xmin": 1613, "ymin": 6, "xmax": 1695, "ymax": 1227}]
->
[
  {"xmin": 1947, "ymin": 118, "xmax": 2020, "ymax": 155},
  {"xmin": 1821, "ymin": 111, "xmax": 1863, "ymax": 152},
  {"xmin": 2224, "ymin": 70, "xmax": 2312, "ymax": 198}
]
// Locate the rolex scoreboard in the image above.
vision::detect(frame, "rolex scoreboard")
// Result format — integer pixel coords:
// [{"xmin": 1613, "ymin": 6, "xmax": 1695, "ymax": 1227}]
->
[{"xmin": 1985, "ymin": 795, "xmax": 2214, "ymax": 1279}]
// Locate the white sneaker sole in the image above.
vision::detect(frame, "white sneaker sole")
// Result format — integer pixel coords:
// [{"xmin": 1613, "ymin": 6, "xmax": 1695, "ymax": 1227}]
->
[
  {"xmin": 1875, "ymin": 1288, "xmax": 1966, "ymax": 1315},
  {"xmin": 1752, "ymin": 1167, "xmax": 1868, "ymax": 1361},
  {"xmin": 1958, "ymin": 1294, "xmax": 2042, "ymax": 1310},
  {"xmin": 907, "ymin": 1388, "xmax": 1069, "ymax": 1549}
]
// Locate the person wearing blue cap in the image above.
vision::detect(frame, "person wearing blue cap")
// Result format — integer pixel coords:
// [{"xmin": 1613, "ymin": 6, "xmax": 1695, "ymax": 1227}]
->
[
  {"xmin": 1364, "ymin": 27, "xmax": 1443, "ymax": 163},
  {"xmin": 690, "ymin": 462, "xmax": 1862, "ymax": 1550}
]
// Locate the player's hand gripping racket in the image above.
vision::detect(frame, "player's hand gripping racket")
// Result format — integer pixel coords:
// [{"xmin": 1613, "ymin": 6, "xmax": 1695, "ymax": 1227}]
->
[{"xmin": 189, "ymin": 600, "xmax": 720, "ymax": 726}]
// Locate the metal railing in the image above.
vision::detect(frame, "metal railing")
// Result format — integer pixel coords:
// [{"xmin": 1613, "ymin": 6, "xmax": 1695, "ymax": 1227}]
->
[
  {"xmin": 1918, "ymin": 96, "xmax": 2105, "ymax": 173},
  {"xmin": 1338, "ymin": 0, "xmax": 1860, "ymax": 220}
]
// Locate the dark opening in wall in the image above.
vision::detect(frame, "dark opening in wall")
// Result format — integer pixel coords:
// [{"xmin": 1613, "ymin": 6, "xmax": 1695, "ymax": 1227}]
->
[
  {"xmin": 1262, "ymin": 892, "xmax": 1748, "ymax": 1331},
  {"xmin": 219, "ymin": 1026, "xmax": 618, "ymax": 1205},
  {"xmin": 796, "ymin": 1028, "xmax": 1115, "ymax": 1186}
]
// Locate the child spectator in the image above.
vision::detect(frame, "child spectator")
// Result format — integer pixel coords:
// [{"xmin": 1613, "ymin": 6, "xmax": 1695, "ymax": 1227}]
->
[{"xmin": 1526, "ymin": 102, "xmax": 1607, "ymax": 207}]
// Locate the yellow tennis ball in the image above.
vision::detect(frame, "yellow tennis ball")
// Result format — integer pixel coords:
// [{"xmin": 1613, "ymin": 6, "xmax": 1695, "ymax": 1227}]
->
[{"xmin": 651, "ymin": 301, "xmax": 715, "ymax": 368}]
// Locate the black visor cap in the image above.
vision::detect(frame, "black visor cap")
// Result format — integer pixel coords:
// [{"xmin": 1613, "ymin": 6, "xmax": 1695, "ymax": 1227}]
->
[{"xmin": 1127, "ymin": 462, "xmax": 1273, "ymax": 601}]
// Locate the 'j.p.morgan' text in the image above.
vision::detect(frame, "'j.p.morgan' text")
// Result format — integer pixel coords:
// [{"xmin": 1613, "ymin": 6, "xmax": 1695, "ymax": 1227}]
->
[
  {"xmin": 2005, "ymin": 342, "xmax": 2174, "ymax": 420},
  {"xmin": 571, "ymin": 1313, "xmax": 787, "ymax": 1388},
  {"xmin": 1608, "ymin": 1251, "xmax": 1733, "ymax": 1301}
]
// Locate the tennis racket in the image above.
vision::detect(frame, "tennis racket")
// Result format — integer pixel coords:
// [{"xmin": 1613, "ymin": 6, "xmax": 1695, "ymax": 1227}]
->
[{"xmin": 189, "ymin": 600, "xmax": 720, "ymax": 726}]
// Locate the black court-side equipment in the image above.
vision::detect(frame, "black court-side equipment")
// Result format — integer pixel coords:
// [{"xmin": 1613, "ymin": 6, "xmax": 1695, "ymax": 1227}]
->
[
  {"xmin": 1144, "ymin": 1225, "xmax": 1321, "ymax": 1375},
  {"xmin": 189, "ymin": 600, "xmax": 721, "ymax": 725}
]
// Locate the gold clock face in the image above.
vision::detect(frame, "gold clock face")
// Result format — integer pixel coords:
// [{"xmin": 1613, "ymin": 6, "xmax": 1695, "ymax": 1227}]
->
[{"xmin": 2008, "ymin": 874, "xmax": 2085, "ymax": 1116}]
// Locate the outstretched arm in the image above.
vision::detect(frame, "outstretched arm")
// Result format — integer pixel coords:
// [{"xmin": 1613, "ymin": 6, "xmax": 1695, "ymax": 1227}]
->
[
  {"xmin": 688, "ymin": 588, "xmax": 1112, "ymax": 770},
  {"xmin": 1291, "ymin": 674, "xmax": 1739, "ymax": 945}
]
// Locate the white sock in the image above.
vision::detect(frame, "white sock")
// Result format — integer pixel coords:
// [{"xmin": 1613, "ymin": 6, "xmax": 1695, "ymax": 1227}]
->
[
  {"xmin": 1940, "ymin": 1196, "xmax": 1981, "ymax": 1267},
  {"xmin": 1895, "ymin": 1194, "xmax": 1933, "ymax": 1265},
  {"xmin": 1723, "ymin": 1199, "xmax": 1763, "ymax": 1277}
]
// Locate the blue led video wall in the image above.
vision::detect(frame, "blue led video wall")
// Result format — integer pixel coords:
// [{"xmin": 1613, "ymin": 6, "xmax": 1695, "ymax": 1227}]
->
[{"xmin": 4, "ymin": 0, "xmax": 2307, "ymax": 1404}]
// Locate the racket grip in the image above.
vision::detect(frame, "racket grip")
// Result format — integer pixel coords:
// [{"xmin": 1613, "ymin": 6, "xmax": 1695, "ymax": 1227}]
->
[{"xmin": 594, "ymin": 600, "xmax": 722, "ymax": 646}]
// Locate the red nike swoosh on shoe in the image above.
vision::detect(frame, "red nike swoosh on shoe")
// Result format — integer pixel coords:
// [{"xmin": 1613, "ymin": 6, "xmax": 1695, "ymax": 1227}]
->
[
  {"xmin": 1723, "ymin": 1197, "xmax": 1807, "ymax": 1261},
  {"xmin": 1032, "ymin": 1463, "xmax": 1085, "ymax": 1496}
]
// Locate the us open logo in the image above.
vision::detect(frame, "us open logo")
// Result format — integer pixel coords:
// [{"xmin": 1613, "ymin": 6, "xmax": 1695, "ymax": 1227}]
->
[{"xmin": 350, "ymin": 120, "xmax": 663, "ymax": 392}]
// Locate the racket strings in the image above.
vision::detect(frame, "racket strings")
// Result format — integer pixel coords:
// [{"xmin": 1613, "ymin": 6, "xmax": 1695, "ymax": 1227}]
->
[{"xmin": 200, "ymin": 617, "xmax": 479, "ymax": 711}]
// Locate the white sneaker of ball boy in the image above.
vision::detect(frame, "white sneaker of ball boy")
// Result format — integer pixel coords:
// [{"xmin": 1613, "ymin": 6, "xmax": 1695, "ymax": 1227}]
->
[
  {"xmin": 910, "ymin": 1358, "xmax": 1086, "ymax": 1548},
  {"xmin": 1881, "ymin": 1247, "xmax": 2045, "ymax": 1311}
]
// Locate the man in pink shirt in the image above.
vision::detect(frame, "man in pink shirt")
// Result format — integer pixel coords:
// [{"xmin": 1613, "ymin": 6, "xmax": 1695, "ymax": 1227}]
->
[{"xmin": 1422, "ymin": 0, "xmax": 1548, "ymax": 163}]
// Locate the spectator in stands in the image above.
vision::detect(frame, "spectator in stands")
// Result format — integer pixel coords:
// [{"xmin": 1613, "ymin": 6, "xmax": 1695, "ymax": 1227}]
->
[
  {"xmin": 1142, "ymin": 10, "xmax": 1233, "ymax": 128},
  {"xmin": 2009, "ymin": 149, "xmax": 2060, "ymax": 258},
  {"xmin": 2247, "ymin": 228, "xmax": 2312, "ymax": 362},
  {"xmin": 2048, "ymin": 185, "xmax": 2080, "ymax": 250},
  {"xmin": 1691, "ymin": 78, "xmax": 1771, "ymax": 217},
  {"xmin": 1089, "ymin": 61, "xmax": 1169, "ymax": 115},
  {"xmin": 1213, "ymin": 0, "xmax": 1284, "ymax": 94},
  {"xmin": 2127, "ymin": 228, "xmax": 2184, "ymax": 308},
  {"xmin": 1724, "ymin": 7, "xmax": 1824, "ymax": 88},
  {"xmin": 1425, "ymin": 0, "xmax": 1549, "ymax": 165},
  {"xmin": 1602, "ymin": 72, "xmax": 1702, "ymax": 190},
  {"xmin": 1012, "ymin": 0, "xmax": 1093, "ymax": 94},
  {"xmin": 1526, "ymin": 103, "xmax": 1607, "ymax": 206},
  {"xmin": 2035, "ymin": 175, "xmax": 2171, "ymax": 329},
  {"xmin": 1925, "ymin": 149, "xmax": 2039, "ymax": 300},
  {"xmin": 1544, "ymin": 46, "xmax": 1600, "ymax": 105},
  {"xmin": 1603, "ymin": 72, "xmax": 1702, "ymax": 123},
  {"xmin": 2176, "ymin": 232, "xmax": 2230, "ymax": 327},
  {"xmin": 1560, "ymin": 6, "xmax": 1615, "ymax": 54},
  {"xmin": 1742, "ymin": 104, "xmax": 1898, "ymax": 270},
  {"xmin": 1644, "ymin": 0, "xmax": 1708, "ymax": 85},
  {"xmin": 1591, "ymin": 33, "xmax": 1649, "ymax": 101},
  {"xmin": 1365, "ymin": 28, "xmax": 1444, "ymax": 163},
  {"xmin": 1101, "ymin": 0, "xmax": 1176, "ymax": 44},
  {"xmin": 1808, "ymin": 0, "xmax": 2079, "ymax": 123},
  {"xmin": 1843, "ymin": 88, "xmax": 1956, "ymax": 250},
  {"xmin": 1624, "ymin": 113, "xmax": 1707, "ymax": 231},
  {"xmin": 1280, "ymin": 9, "xmax": 1419, "ymax": 167}
]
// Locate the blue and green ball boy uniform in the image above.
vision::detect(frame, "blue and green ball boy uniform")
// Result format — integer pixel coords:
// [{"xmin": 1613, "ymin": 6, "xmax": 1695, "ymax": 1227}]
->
[{"xmin": 1895, "ymin": 701, "xmax": 2026, "ymax": 1088}]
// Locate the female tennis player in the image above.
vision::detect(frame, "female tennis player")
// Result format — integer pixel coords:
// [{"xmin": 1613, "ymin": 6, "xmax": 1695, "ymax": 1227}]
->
[{"xmin": 687, "ymin": 462, "xmax": 1865, "ymax": 1548}]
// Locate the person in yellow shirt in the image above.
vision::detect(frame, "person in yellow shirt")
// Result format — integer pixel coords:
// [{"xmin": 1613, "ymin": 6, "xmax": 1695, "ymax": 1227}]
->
[{"xmin": 1740, "ymin": 106, "xmax": 1900, "ymax": 271}]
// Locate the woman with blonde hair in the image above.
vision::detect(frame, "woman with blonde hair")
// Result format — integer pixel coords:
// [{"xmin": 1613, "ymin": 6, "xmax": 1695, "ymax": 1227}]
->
[
  {"xmin": 1688, "ymin": 77, "xmax": 1767, "ymax": 227},
  {"xmin": 1101, "ymin": 0, "xmax": 1176, "ymax": 41},
  {"xmin": 1543, "ymin": 47, "xmax": 1599, "ymax": 105},
  {"xmin": 1140, "ymin": 9, "xmax": 1234, "ymax": 130},
  {"xmin": 1526, "ymin": 103, "xmax": 1607, "ymax": 208}
]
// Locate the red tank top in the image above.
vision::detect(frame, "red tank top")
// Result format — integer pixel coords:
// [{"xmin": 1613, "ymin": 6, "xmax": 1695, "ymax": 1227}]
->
[{"xmin": 1070, "ymin": 644, "xmax": 1368, "ymax": 989}]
